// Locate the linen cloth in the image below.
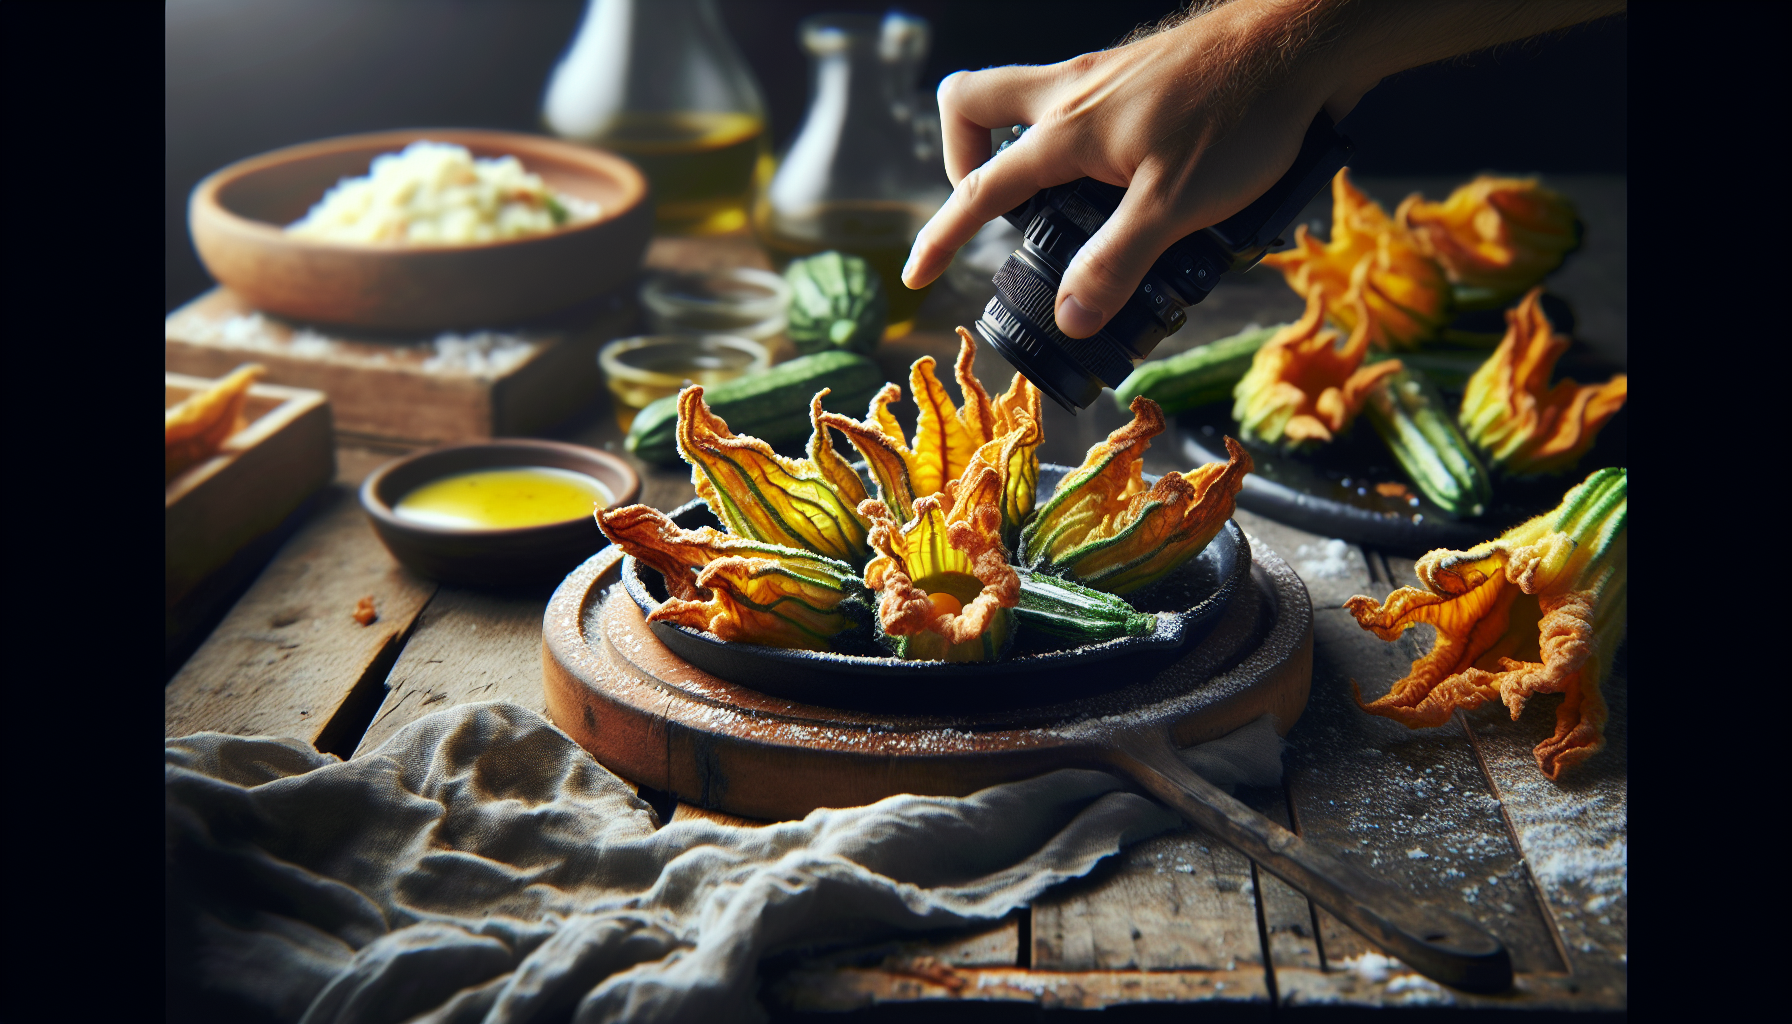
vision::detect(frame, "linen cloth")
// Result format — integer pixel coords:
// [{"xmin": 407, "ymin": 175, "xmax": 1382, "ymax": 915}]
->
[{"xmin": 166, "ymin": 701, "xmax": 1283, "ymax": 1024}]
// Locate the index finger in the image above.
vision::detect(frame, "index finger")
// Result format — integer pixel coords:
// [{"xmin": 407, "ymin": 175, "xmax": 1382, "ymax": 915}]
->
[
  {"xmin": 936, "ymin": 65, "xmax": 1052, "ymax": 185},
  {"xmin": 903, "ymin": 126, "xmax": 1078, "ymax": 290}
]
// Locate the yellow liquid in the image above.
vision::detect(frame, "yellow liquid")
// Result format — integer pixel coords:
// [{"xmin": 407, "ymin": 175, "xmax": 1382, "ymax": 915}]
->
[
  {"xmin": 604, "ymin": 344, "xmax": 761, "ymax": 430},
  {"xmin": 393, "ymin": 467, "xmax": 613, "ymax": 529},
  {"xmin": 592, "ymin": 112, "xmax": 764, "ymax": 235},
  {"xmin": 754, "ymin": 199, "xmax": 934, "ymax": 336}
]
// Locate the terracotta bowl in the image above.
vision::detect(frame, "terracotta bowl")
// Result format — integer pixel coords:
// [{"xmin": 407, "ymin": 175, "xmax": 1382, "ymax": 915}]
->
[
  {"xmin": 360, "ymin": 439, "xmax": 640, "ymax": 587},
  {"xmin": 189, "ymin": 129, "xmax": 652, "ymax": 332}
]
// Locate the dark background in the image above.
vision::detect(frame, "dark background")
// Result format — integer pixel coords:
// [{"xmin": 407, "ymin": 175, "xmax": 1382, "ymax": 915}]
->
[{"xmin": 165, "ymin": 0, "xmax": 1626, "ymax": 313}]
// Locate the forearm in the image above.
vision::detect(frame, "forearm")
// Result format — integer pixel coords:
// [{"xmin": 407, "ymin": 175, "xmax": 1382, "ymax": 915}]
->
[{"xmin": 1220, "ymin": 0, "xmax": 1629, "ymax": 117}]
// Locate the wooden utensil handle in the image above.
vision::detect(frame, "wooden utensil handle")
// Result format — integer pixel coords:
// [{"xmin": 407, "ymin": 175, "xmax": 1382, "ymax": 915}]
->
[{"xmin": 1105, "ymin": 727, "xmax": 1513, "ymax": 994}]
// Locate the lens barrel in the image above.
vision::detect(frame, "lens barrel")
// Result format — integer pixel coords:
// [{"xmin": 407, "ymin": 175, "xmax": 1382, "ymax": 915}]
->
[{"xmin": 976, "ymin": 113, "xmax": 1353, "ymax": 412}]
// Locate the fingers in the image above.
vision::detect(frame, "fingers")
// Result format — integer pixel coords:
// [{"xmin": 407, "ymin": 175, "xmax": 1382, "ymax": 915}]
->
[
  {"xmin": 903, "ymin": 126, "xmax": 1077, "ymax": 291},
  {"xmin": 936, "ymin": 66, "xmax": 1052, "ymax": 184},
  {"xmin": 1053, "ymin": 164, "xmax": 1182, "ymax": 339}
]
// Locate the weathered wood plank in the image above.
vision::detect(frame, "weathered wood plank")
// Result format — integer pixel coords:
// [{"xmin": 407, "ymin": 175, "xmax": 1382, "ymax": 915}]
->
[
  {"xmin": 1281, "ymin": 591, "xmax": 1574, "ymax": 990},
  {"xmin": 1463, "ymin": 656, "xmax": 1627, "ymax": 1007},
  {"xmin": 1031, "ymin": 826, "xmax": 1268, "ymax": 985},
  {"xmin": 767, "ymin": 965, "xmax": 1273, "ymax": 1013},
  {"xmin": 1253, "ymin": 790, "xmax": 1324, "ymax": 973},
  {"xmin": 350, "ymin": 584, "xmax": 556, "ymax": 758},
  {"xmin": 164, "ymin": 486, "xmax": 437, "ymax": 750}
]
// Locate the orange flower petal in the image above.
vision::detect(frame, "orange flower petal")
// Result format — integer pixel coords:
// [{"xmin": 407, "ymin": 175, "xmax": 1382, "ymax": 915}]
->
[{"xmin": 1459, "ymin": 288, "xmax": 1627, "ymax": 476}]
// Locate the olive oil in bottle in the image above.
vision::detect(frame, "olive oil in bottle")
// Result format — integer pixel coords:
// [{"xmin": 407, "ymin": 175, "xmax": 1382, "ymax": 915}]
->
[
  {"xmin": 752, "ymin": 14, "xmax": 950, "ymax": 339},
  {"xmin": 542, "ymin": 0, "xmax": 768, "ymax": 236},
  {"xmin": 597, "ymin": 111, "xmax": 764, "ymax": 235}
]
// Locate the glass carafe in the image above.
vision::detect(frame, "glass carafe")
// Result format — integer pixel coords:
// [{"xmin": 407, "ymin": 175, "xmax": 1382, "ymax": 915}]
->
[
  {"xmin": 753, "ymin": 13, "xmax": 951, "ymax": 336},
  {"xmin": 543, "ymin": 0, "xmax": 766, "ymax": 235}
]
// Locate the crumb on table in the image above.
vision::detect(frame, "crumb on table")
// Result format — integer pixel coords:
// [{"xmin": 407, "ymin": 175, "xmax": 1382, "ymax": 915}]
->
[{"xmin": 353, "ymin": 596, "xmax": 378, "ymax": 626}]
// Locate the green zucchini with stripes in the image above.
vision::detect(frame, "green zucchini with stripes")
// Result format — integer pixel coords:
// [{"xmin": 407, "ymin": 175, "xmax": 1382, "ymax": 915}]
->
[
  {"xmin": 1113, "ymin": 323, "xmax": 1283, "ymax": 415},
  {"xmin": 1361, "ymin": 365, "xmax": 1493, "ymax": 519},
  {"xmin": 1014, "ymin": 568, "xmax": 1156, "ymax": 644},
  {"xmin": 785, "ymin": 251, "xmax": 889, "ymax": 355},
  {"xmin": 625, "ymin": 350, "xmax": 885, "ymax": 466}
]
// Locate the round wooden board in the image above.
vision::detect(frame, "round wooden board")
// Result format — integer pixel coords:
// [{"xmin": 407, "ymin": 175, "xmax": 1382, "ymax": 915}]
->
[{"xmin": 541, "ymin": 539, "xmax": 1314, "ymax": 821}]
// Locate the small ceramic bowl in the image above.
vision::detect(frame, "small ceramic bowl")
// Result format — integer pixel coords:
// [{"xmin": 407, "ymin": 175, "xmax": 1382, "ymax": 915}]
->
[
  {"xmin": 189, "ymin": 129, "xmax": 651, "ymax": 332},
  {"xmin": 360, "ymin": 439, "xmax": 640, "ymax": 587},
  {"xmin": 640, "ymin": 267, "xmax": 790, "ymax": 340},
  {"xmin": 598, "ymin": 334, "xmax": 770, "ymax": 426}
]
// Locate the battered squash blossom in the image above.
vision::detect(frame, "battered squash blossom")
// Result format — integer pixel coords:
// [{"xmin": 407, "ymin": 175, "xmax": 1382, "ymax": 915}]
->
[
  {"xmin": 1459, "ymin": 289, "xmax": 1628, "ymax": 476},
  {"xmin": 821, "ymin": 327, "xmax": 1043, "ymax": 537},
  {"xmin": 1232, "ymin": 291, "xmax": 1405, "ymax": 447},
  {"xmin": 858, "ymin": 458, "xmax": 1020, "ymax": 662},
  {"xmin": 677, "ymin": 386, "xmax": 871, "ymax": 565},
  {"xmin": 1345, "ymin": 467, "xmax": 1626, "ymax": 781},
  {"xmin": 1260, "ymin": 168, "xmax": 1451, "ymax": 349},
  {"xmin": 597, "ymin": 505, "xmax": 871, "ymax": 651},
  {"xmin": 1397, "ymin": 176, "xmax": 1580, "ymax": 308},
  {"xmin": 1021, "ymin": 397, "xmax": 1253, "ymax": 595}
]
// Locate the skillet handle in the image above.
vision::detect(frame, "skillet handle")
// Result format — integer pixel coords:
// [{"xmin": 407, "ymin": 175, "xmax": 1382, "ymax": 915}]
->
[{"xmin": 1104, "ymin": 727, "xmax": 1513, "ymax": 994}]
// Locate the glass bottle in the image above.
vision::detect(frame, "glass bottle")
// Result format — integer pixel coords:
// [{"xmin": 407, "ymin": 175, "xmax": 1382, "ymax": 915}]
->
[
  {"xmin": 753, "ymin": 13, "xmax": 951, "ymax": 336},
  {"xmin": 543, "ymin": 0, "xmax": 767, "ymax": 236}
]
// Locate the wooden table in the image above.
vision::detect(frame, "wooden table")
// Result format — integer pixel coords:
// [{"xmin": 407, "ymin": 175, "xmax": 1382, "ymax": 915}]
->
[{"xmin": 164, "ymin": 176, "xmax": 1627, "ymax": 1017}]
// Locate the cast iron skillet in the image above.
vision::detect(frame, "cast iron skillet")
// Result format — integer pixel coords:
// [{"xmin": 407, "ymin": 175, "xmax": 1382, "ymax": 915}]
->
[{"xmin": 619, "ymin": 465, "xmax": 1251, "ymax": 712}]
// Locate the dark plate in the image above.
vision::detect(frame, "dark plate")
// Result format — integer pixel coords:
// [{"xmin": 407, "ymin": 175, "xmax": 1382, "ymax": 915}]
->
[
  {"xmin": 618, "ymin": 465, "xmax": 1252, "ymax": 712},
  {"xmin": 1180, "ymin": 339, "xmax": 1628, "ymax": 554}
]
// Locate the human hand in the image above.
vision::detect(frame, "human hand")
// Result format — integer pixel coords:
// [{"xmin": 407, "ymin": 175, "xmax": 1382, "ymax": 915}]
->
[{"xmin": 901, "ymin": 0, "xmax": 1626, "ymax": 340}]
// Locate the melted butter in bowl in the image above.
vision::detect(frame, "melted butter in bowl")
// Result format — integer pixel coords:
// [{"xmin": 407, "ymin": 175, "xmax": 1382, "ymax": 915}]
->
[{"xmin": 393, "ymin": 466, "xmax": 613, "ymax": 530}]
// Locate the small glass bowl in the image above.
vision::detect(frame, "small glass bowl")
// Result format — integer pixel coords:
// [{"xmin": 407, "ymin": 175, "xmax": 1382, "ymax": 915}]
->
[
  {"xmin": 599, "ymin": 333, "xmax": 771, "ymax": 430},
  {"xmin": 639, "ymin": 267, "xmax": 789, "ymax": 340}
]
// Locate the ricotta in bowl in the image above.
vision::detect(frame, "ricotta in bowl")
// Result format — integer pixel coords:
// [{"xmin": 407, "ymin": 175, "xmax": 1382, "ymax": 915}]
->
[{"xmin": 286, "ymin": 141, "xmax": 600, "ymax": 245}]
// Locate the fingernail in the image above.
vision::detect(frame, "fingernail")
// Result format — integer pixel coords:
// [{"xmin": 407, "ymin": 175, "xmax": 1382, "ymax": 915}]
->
[
  {"xmin": 902, "ymin": 249, "xmax": 921, "ymax": 284},
  {"xmin": 1055, "ymin": 294, "xmax": 1103, "ymax": 337}
]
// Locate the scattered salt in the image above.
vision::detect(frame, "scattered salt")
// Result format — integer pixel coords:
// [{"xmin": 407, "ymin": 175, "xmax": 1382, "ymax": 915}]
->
[
  {"xmin": 1293, "ymin": 538, "xmax": 1362, "ymax": 580},
  {"xmin": 422, "ymin": 331, "xmax": 539, "ymax": 378},
  {"xmin": 1339, "ymin": 951, "xmax": 1400, "ymax": 984},
  {"xmin": 1405, "ymin": 848, "xmax": 1428, "ymax": 859}
]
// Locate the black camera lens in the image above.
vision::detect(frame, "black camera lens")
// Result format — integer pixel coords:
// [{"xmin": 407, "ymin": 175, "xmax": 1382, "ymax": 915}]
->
[{"xmin": 975, "ymin": 113, "xmax": 1353, "ymax": 412}]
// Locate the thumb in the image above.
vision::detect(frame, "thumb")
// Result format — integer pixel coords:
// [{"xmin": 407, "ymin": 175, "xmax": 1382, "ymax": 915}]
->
[{"xmin": 1052, "ymin": 172, "xmax": 1180, "ymax": 340}]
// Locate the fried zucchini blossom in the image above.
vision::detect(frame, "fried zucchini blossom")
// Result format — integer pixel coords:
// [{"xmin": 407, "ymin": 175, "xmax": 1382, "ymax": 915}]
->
[
  {"xmin": 1260, "ymin": 168, "xmax": 1451, "ymax": 349},
  {"xmin": 1397, "ymin": 176, "xmax": 1580, "ymax": 307},
  {"xmin": 858, "ymin": 458, "xmax": 1020, "ymax": 662},
  {"xmin": 1020, "ymin": 397, "xmax": 1253, "ymax": 595},
  {"xmin": 821, "ymin": 327, "xmax": 1042, "ymax": 532},
  {"xmin": 1459, "ymin": 289, "xmax": 1628, "ymax": 477},
  {"xmin": 676, "ymin": 386, "xmax": 871, "ymax": 565},
  {"xmin": 1345, "ymin": 467, "xmax": 1627, "ymax": 781},
  {"xmin": 597, "ymin": 504, "xmax": 871, "ymax": 651},
  {"xmin": 166, "ymin": 362, "xmax": 265, "ymax": 482},
  {"xmin": 1232, "ymin": 291, "xmax": 1405, "ymax": 447}
]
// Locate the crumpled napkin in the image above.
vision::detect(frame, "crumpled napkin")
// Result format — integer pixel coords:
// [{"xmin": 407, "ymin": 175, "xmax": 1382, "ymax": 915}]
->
[{"xmin": 165, "ymin": 701, "xmax": 1282, "ymax": 1023}]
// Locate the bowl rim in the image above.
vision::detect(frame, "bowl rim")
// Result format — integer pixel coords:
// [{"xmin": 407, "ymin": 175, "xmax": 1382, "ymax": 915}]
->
[
  {"xmin": 359, "ymin": 438, "xmax": 642, "ymax": 539},
  {"xmin": 190, "ymin": 127, "xmax": 650, "ymax": 255},
  {"xmin": 640, "ymin": 266, "xmax": 791, "ymax": 320},
  {"xmin": 598, "ymin": 333, "xmax": 772, "ymax": 387}
]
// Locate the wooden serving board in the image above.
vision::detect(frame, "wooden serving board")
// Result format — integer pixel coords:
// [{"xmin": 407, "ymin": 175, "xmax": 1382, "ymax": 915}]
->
[
  {"xmin": 165, "ymin": 287, "xmax": 637, "ymax": 446},
  {"xmin": 166, "ymin": 372, "xmax": 334, "ymax": 665},
  {"xmin": 541, "ymin": 542, "xmax": 1313, "ymax": 822}
]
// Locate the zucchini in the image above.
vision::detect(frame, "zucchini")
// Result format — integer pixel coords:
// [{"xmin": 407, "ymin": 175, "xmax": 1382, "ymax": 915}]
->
[
  {"xmin": 785, "ymin": 251, "xmax": 889, "ymax": 355},
  {"xmin": 1361, "ymin": 365, "xmax": 1492, "ymax": 519},
  {"xmin": 1014, "ymin": 568, "xmax": 1156, "ymax": 644},
  {"xmin": 1113, "ymin": 324, "xmax": 1283, "ymax": 414},
  {"xmin": 625, "ymin": 350, "xmax": 885, "ymax": 465}
]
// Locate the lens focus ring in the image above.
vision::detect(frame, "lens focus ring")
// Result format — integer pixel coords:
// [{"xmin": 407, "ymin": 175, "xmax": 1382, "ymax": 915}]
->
[{"xmin": 991, "ymin": 252, "xmax": 1134, "ymax": 387}]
